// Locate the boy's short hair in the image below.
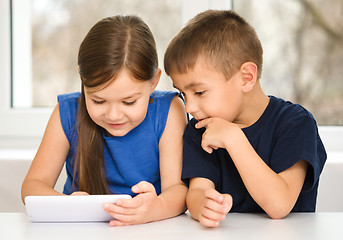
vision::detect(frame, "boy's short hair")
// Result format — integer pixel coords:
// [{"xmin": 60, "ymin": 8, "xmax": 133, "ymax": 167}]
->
[{"xmin": 164, "ymin": 10, "xmax": 263, "ymax": 80}]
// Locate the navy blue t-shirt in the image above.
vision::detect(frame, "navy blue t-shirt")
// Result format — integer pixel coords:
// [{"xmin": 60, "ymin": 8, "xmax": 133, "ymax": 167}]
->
[{"xmin": 182, "ymin": 96, "xmax": 326, "ymax": 212}]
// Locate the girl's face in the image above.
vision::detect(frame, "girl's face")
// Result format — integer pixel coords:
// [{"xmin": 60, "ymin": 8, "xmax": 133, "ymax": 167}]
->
[{"xmin": 85, "ymin": 68, "xmax": 160, "ymax": 137}]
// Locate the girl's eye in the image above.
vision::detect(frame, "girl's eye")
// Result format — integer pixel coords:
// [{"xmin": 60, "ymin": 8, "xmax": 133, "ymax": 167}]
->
[
  {"xmin": 92, "ymin": 99, "xmax": 105, "ymax": 104},
  {"xmin": 123, "ymin": 100, "xmax": 136, "ymax": 106}
]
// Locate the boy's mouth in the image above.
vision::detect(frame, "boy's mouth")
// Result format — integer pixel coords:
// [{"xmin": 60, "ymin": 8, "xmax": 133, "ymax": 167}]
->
[{"xmin": 195, "ymin": 117, "xmax": 209, "ymax": 122}]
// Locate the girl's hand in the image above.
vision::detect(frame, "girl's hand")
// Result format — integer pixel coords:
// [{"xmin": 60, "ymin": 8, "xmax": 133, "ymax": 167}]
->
[
  {"xmin": 70, "ymin": 191, "xmax": 89, "ymax": 195},
  {"xmin": 197, "ymin": 189, "xmax": 232, "ymax": 228},
  {"xmin": 103, "ymin": 181, "xmax": 158, "ymax": 226}
]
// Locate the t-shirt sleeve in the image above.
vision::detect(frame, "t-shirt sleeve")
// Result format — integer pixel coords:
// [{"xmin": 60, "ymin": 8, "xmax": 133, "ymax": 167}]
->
[
  {"xmin": 270, "ymin": 112, "xmax": 327, "ymax": 191},
  {"xmin": 181, "ymin": 119, "xmax": 220, "ymax": 187}
]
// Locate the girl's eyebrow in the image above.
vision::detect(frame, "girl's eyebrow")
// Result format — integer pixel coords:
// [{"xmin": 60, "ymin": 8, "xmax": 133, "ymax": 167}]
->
[
  {"xmin": 122, "ymin": 92, "xmax": 142, "ymax": 100},
  {"xmin": 90, "ymin": 92, "xmax": 143, "ymax": 100},
  {"xmin": 88, "ymin": 93, "xmax": 104, "ymax": 100}
]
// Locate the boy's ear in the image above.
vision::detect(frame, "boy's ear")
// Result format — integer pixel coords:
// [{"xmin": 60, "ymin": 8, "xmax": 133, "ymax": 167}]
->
[
  {"xmin": 150, "ymin": 68, "xmax": 161, "ymax": 93},
  {"xmin": 240, "ymin": 62, "xmax": 258, "ymax": 93}
]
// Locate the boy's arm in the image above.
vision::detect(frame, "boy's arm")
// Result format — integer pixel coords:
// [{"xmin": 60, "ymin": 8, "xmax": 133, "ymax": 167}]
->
[
  {"xmin": 187, "ymin": 177, "xmax": 232, "ymax": 227},
  {"xmin": 196, "ymin": 117, "xmax": 308, "ymax": 219},
  {"xmin": 229, "ymin": 135, "xmax": 308, "ymax": 219},
  {"xmin": 21, "ymin": 104, "xmax": 70, "ymax": 202},
  {"xmin": 105, "ymin": 96, "xmax": 188, "ymax": 226}
]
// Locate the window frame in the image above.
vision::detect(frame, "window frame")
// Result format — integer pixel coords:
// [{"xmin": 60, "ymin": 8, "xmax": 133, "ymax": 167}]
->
[
  {"xmin": 1, "ymin": 1, "xmax": 51, "ymax": 149},
  {"xmin": 0, "ymin": 0, "xmax": 342, "ymax": 152}
]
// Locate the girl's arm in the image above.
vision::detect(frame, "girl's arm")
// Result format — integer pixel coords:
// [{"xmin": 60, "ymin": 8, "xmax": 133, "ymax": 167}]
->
[
  {"xmin": 21, "ymin": 104, "xmax": 70, "ymax": 202},
  {"xmin": 104, "ymin": 96, "xmax": 188, "ymax": 226},
  {"xmin": 150, "ymin": 95, "xmax": 188, "ymax": 219}
]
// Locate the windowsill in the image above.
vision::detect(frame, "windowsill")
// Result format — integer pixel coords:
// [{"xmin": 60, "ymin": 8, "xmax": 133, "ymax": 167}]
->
[
  {"xmin": 0, "ymin": 148, "xmax": 342, "ymax": 163},
  {"xmin": 0, "ymin": 149, "xmax": 36, "ymax": 161},
  {"xmin": 0, "ymin": 146, "xmax": 341, "ymax": 212}
]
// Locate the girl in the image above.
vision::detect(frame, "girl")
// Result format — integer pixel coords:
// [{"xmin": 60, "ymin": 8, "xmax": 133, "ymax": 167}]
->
[{"xmin": 21, "ymin": 15, "xmax": 188, "ymax": 226}]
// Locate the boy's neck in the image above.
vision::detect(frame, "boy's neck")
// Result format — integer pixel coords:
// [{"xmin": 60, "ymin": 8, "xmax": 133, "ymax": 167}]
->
[{"xmin": 239, "ymin": 84, "xmax": 269, "ymax": 129}]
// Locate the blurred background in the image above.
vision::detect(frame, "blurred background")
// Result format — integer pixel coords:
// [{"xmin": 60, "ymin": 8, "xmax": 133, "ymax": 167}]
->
[
  {"xmin": 11, "ymin": 0, "xmax": 342, "ymax": 125},
  {"xmin": 0, "ymin": 0, "xmax": 342, "ymax": 213}
]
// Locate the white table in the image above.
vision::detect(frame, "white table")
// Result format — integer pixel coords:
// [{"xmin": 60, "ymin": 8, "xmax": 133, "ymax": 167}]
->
[{"xmin": 1, "ymin": 212, "xmax": 342, "ymax": 240}]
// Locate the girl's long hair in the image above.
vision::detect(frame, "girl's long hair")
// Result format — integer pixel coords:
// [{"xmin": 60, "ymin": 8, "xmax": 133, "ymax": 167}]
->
[{"xmin": 75, "ymin": 15, "xmax": 158, "ymax": 194}]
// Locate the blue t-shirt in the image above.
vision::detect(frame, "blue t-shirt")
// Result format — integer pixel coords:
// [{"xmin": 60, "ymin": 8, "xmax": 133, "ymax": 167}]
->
[
  {"xmin": 182, "ymin": 96, "xmax": 326, "ymax": 212},
  {"xmin": 58, "ymin": 90, "xmax": 177, "ymax": 196}
]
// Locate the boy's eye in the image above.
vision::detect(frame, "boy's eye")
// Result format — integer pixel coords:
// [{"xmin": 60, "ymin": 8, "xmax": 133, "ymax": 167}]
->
[
  {"xmin": 123, "ymin": 100, "xmax": 136, "ymax": 106},
  {"xmin": 92, "ymin": 99, "xmax": 105, "ymax": 104},
  {"xmin": 195, "ymin": 91, "xmax": 205, "ymax": 96}
]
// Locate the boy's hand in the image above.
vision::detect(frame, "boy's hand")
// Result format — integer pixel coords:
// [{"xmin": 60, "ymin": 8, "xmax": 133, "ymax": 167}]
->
[
  {"xmin": 103, "ymin": 181, "xmax": 158, "ymax": 226},
  {"xmin": 195, "ymin": 118, "xmax": 241, "ymax": 154},
  {"xmin": 197, "ymin": 188, "xmax": 232, "ymax": 227}
]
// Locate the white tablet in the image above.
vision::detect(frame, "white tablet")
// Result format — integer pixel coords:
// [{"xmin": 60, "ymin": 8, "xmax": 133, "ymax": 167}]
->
[{"xmin": 25, "ymin": 194, "xmax": 132, "ymax": 223}]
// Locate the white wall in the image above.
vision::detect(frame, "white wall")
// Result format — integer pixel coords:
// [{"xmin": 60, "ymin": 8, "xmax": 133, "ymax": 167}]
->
[
  {"xmin": 0, "ymin": 151, "xmax": 66, "ymax": 212},
  {"xmin": 0, "ymin": 150, "xmax": 342, "ymax": 212},
  {"xmin": 316, "ymin": 152, "xmax": 343, "ymax": 212}
]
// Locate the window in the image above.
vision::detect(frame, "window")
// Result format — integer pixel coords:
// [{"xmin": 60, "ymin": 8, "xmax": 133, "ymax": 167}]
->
[
  {"xmin": 0, "ymin": 0, "xmax": 231, "ymax": 146},
  {"xmin": 0, "ymin": 0, "xmax": 341, "ymax": 152},
  {"xmin": 233, "ymin": 0, "xmax": 343, "ymax": 152},
  {"xmin": 233, "ymin": 0, "xmax": 343, "ymax": 126}
]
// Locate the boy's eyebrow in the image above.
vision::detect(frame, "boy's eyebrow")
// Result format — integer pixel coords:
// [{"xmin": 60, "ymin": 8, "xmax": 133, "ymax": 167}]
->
[{"xmin": 173, "ymin": 82, "xmax": 205, "ymax": 91}]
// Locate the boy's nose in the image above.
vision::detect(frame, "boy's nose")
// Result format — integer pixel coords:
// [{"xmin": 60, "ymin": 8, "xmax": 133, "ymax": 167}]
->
[{"xmin": 185, "ymin": 100, "xmax": 198, "ymax": 115}]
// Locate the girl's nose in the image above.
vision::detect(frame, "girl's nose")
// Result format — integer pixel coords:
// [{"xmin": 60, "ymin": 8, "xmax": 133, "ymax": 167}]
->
[{"xmin": 106, "ymin": 104, "xmax": 122, "ymax": 121}]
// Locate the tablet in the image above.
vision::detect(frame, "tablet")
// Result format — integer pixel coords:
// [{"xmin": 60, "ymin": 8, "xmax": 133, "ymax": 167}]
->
[{"xmin": 25, "ymin": 194, "xmax": 132, "ymax": 222}]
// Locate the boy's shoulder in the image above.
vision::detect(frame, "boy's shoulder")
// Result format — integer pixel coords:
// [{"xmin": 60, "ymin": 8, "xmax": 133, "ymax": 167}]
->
[
  {"xmin": 268, "ymin": 96, "xmax": 315, "ymax": 124},
  {"xmin": 253, "ymin": 95, "xmax": 319, "ymax": 140}
]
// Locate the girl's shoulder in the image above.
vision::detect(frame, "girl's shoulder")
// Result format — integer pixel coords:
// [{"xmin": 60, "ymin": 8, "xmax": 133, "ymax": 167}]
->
[
  {"xmin": 150, "ymin": 90, "xmax": 180, "ymax": 113},
  {"xmin": 57, "ymin": 92, "xmax": 80, "ymax": 144},
  {"xmin": 148, "ymin": 90, "xmax": 179, "ymax": 141},
  {"xmin": 150, "ymin": 90, "xmax": 177, "ymax": 102},
  {"xmin": 149, "ymin": 90, "xmax": 179, "ymax": 112},
  {"xmin": 57, "ymin": 92, "xmax": 81, "ymax": 103}
]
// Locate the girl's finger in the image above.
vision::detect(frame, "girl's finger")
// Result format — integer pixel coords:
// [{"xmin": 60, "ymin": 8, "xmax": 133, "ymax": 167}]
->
[{"xmin": 131, "ymin": 181, "xmax": 155, "ymax": 194}]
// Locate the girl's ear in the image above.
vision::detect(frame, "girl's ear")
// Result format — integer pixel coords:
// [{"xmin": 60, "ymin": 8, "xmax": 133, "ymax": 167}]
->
[
  {"xmin": 240, "ymin": 62, "xmax": 258, "ymax": 93},
  {"xmin": 150, "ymin": 68, "xmax": 161, "ymax": 93}
]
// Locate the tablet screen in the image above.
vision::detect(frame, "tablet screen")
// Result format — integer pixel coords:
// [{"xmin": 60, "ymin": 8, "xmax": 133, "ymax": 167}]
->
[{"xmin": 25, "ymin": 194, "xmax": 132, "ymax": 222}]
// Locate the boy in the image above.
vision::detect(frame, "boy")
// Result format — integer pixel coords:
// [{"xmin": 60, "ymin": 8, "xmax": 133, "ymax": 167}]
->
[{"xmin": 164, "ymin": 10, "xmax": 326, "ymax": 228}]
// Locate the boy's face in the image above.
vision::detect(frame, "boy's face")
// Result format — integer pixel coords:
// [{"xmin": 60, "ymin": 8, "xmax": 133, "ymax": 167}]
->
[{"xmin": 171, "ymin": 59, "xmax": 244, "ymax": 124}]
